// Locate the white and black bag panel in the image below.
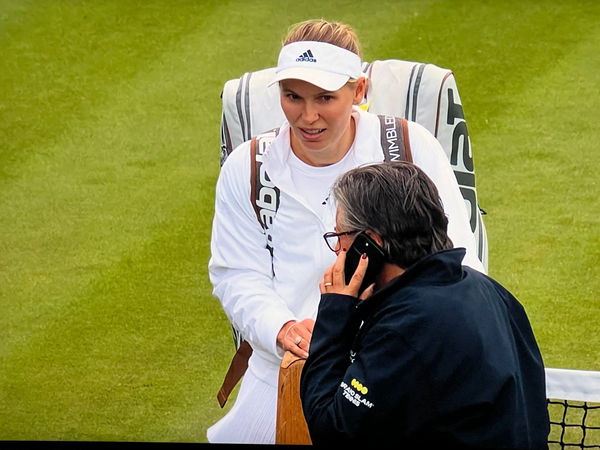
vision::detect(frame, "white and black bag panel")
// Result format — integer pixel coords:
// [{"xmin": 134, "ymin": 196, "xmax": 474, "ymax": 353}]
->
[
  {"xmin": 220, "ymin": 68, "xmax": 283, "ymax": 165},
  {"xmin": 365, "ymin": 60, "xmax": 487, "ymax": 269}
]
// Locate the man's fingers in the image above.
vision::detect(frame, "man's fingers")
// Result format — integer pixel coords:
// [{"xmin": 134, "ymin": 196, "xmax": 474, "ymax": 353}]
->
[
  {"xmin": 348, "ymin": 253, "xmax": 369, "ymax": 291},
  {"xmin": 322, "ymin": 263, "xmax": 335, "ymax": 290},
  {"xmin": 331, "ymin": 249, "xmax": 347, "ymax": 285}
]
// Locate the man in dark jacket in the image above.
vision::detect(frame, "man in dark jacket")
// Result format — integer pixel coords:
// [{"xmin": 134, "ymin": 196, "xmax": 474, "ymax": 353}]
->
[{"xmin": 300, "ymin": 162, "xmax": 549, "ymax": 448}]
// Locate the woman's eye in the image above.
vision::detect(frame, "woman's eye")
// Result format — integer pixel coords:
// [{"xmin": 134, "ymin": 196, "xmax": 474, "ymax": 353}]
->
[{"xmin": 320, "ymin": 95, "xmax": 334, "ymax": 102}]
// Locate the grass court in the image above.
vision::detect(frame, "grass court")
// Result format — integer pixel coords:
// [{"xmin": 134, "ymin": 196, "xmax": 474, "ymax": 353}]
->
[{"xmin": 1, "ymin": 0, "xmax": 598, "ymax": 443}]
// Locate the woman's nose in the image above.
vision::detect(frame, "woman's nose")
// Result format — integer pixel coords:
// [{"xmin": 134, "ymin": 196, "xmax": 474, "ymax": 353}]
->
[{"xmin": 301, "ymin": 102, "xmax": 319, "ymax": 123}]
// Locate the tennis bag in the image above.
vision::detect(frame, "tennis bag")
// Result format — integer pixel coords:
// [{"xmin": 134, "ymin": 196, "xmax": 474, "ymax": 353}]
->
[
  {"xmin": 216, "ymin": 60, "xmax": 489, "ymax": 406},
  {"xmin": 220, "ymin": 59, "xmax": 488, "ymax": 270}
]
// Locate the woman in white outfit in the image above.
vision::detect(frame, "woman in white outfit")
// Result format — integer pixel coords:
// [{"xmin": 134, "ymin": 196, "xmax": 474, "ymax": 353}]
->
[{"xmin": 207, "ymin": 19, "xmax": 485, "ymax": 444}]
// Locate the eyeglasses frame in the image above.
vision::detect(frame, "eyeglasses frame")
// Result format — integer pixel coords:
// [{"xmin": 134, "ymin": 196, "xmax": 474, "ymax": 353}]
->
[{"xmin": 322, "ymin": 229, "xmax": 361, "ymax": 252}]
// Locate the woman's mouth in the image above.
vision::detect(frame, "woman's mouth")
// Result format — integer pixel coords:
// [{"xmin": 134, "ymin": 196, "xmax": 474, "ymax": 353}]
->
[{"xmin": 299, "ymin": 127, "xmax": 326, "ymax": 140}]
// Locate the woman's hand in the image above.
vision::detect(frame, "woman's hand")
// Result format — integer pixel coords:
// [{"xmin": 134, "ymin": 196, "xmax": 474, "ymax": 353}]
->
[
  {"xmin": 276, "ymin": 318, "xmax": 315, "ymax": 359},
  {"xmin": 320, "ymin": 249, "xmax": 374, "ymax": 300}
]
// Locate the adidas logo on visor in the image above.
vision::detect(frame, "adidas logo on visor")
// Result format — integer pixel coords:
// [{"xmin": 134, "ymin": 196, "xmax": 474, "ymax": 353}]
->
[{"xmin": 296, "ymin": 49, "xmax": 316, "ymax": 63}]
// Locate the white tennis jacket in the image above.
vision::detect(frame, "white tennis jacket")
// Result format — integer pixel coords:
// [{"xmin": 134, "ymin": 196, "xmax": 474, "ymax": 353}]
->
[{"xmin": 209, "ymin": 107, "xmax": 485, "ymax": 387}]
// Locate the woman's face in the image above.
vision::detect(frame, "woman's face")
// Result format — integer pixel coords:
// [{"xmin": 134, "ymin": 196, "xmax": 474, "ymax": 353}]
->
[{"xmin": 279, "ymin": 77, "xmax": 365, "ymax": 166}]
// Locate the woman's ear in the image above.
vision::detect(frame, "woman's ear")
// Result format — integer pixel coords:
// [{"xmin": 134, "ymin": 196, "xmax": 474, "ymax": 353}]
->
[{"xmin": 352, "ymin": 76, "xmax": 367, "ymax": 104}]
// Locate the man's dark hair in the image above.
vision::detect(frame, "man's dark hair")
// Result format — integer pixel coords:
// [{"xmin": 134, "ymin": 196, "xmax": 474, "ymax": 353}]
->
[{"xmin": 332, "ymin": 161, "xmax": 453, "ymax": 268}]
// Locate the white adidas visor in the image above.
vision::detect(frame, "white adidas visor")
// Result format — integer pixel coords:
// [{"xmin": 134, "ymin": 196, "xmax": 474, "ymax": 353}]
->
[{"xmin": 269, "ymin": 41, "xmax": 362, "ymax": 91}]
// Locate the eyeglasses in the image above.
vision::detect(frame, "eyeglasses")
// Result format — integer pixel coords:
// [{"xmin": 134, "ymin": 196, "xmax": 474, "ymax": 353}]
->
[{"xmin": 323, "ymin": 230, "xmax": 360, "ymax": 252}]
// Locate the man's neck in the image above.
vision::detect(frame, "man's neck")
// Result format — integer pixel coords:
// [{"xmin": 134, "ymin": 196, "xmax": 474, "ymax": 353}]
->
[{"xmin": 376, "ymin": 263, "xmax": 406, "ymax": 288}]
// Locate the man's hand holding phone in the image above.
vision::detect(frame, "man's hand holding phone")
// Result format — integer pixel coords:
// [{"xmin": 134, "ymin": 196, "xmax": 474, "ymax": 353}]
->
[{"xmin": 320, "ymin": 249, "xmax": 375, "ymax": 300}]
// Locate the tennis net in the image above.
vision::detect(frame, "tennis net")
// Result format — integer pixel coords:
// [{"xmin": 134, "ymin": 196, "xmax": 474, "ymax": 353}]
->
[{"xmin": 546, "ymin": 368, "xmax": 600, "ymax": 448}]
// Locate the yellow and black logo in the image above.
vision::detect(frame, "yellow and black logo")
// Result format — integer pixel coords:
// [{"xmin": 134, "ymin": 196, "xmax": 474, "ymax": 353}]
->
[{"xmin": 351, "ymin": 378, "xmax": 368, "ymax": 395}]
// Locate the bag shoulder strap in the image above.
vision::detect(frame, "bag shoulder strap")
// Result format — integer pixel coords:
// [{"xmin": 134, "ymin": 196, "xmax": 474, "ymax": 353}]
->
[
  {"xmin": 249, "ymin": 128, "xmax": 280, "ymax": 256},
  {"xmin": 377, "ymin": 115, "xmax": 412, "ymax": 163},
  {"xmin": 217, "ymin": 129, "xmax": 279, "ymax": 408},
  {"xmin": 216, "ymin": 340, "xmax": 253, "ymax": 408}
]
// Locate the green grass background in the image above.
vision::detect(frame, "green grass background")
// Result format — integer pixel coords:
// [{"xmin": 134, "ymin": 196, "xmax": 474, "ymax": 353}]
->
[{"xmin": 1, "ymin": 0, "xmax": 598, "ymax": 443}]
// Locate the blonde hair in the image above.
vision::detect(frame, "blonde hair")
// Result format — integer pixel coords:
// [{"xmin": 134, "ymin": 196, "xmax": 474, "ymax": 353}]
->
[{"xmin": 283, "ymin": 19, "xmax": 362, "ymax": 58}]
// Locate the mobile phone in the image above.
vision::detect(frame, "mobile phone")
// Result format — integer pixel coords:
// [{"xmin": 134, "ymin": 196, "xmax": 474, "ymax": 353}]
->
[{"xmin": 344, "ymin": 231, "xmax": 386, "ymax": 295}]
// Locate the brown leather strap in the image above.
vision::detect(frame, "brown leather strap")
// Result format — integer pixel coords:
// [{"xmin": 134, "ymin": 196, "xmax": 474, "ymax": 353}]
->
[
  {"xmin": 378, "ymin": 115, "xmax": 412, "ymax": 163},
  {"xmin": 249, "ymin": 137, "xmax": 261, "ymax": 227},
  {"xmin": 217, "ymin": 340, "xmax": 253, "ymax": 408},
  {"xmin": 401, "ymin": 117, "xmax": 413, "ymax": 163}
]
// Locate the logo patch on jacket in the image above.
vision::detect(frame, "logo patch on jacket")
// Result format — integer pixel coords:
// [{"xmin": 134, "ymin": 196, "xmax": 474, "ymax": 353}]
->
[{"xmin": 339, "ymin": 378, "xmax": 374, "ymax": 409}]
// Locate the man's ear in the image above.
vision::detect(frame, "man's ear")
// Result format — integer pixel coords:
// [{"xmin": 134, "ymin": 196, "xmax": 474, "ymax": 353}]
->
[{"xmin": 365, "ymin": 229, "xmax": 384, "ymax": 248}]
